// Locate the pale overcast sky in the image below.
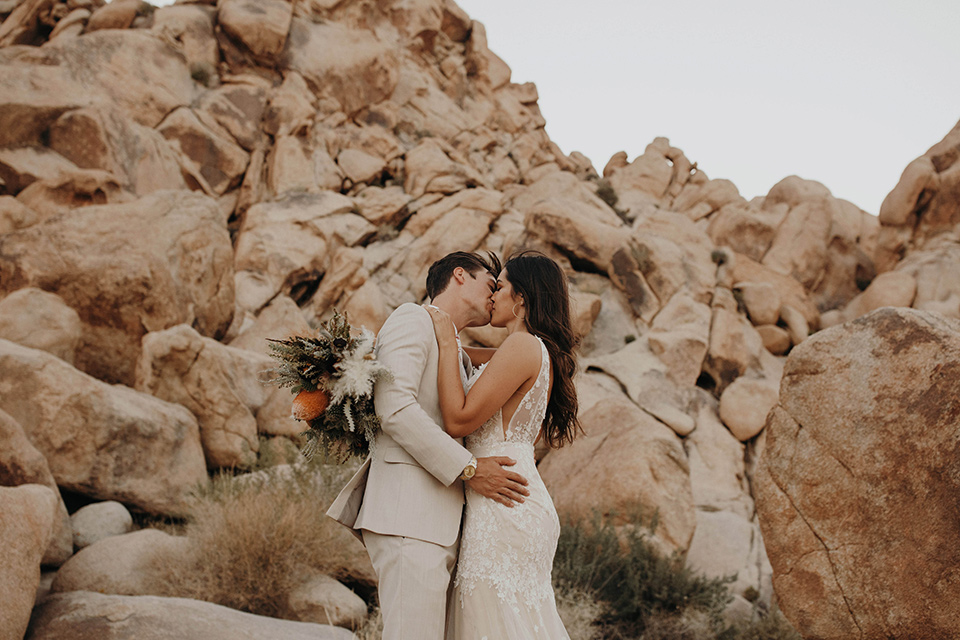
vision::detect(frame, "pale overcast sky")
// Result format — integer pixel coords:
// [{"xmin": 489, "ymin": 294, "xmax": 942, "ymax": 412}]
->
[
  {"xmin": 153, "ymin": 0, "xmax": 959, "ymax": 214},
  {"xmin": 455, "ymin": 0, "xmax": 960, "ymax": 214}
]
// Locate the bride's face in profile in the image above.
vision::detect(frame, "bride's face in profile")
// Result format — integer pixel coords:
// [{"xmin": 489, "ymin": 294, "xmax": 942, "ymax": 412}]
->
[{"xmin": 490, "ymin": 269, "xmax": 522, "ymax": 329}]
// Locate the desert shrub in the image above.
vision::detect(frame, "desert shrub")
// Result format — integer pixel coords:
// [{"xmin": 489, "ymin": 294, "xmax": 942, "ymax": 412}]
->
[
  {"xmin": 553, "ymin": 509, "xmax": 734, "ymax": 638},
  {"xmin": 153, "ymin": 457, "xmax": 363, "ymax": 619},
  {"xmin": 596, "ymin": 178, "xmax": 620, "ymax": 210},
  {"xmin": 189, "ymin": 61, "xmax": 217, "ymax": 88}
]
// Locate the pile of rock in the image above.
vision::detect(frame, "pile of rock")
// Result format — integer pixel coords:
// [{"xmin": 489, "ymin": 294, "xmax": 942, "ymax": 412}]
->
[{"xmin": 1, "ymin": 0, "xmax": 959, "ymax": 637}]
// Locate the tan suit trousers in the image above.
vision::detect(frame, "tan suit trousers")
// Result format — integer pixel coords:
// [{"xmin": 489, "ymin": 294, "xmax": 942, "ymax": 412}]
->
[{"xmin": 363, "ymin": 530, "xmax": 459, "ymax": 640}]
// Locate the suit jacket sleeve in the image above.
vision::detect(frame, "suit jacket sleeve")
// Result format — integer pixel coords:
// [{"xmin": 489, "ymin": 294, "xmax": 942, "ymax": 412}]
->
[{"xmin": 374, "ymin": 304, "xmax": 473, "ymax": 487}]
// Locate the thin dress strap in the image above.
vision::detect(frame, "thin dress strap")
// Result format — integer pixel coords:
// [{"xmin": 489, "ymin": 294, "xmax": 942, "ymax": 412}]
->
[{"xmin": 504, "ymin": 337, "xmax": 550, "ymax": 444}]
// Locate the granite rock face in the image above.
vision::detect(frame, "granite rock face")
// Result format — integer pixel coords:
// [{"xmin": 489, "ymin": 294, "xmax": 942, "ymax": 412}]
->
[{"xmin": 756, "ymin": 307, "xmax": 960, "ymax": 639}]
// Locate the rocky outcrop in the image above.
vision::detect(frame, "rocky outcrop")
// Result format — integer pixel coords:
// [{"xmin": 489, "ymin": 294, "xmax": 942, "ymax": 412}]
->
[
  {"xmin": 0, "ymin": 340, "xmax": 207, "ymax": 515},
  {"xmin": 2, "ymin": 0, "xmax": 959, "ymax": 627},
  {"xmin": 0, "ymin": 191, "xmax": 234, "ymax": 385},
  {"xmin": 756, "ymin": 307, "xmax": 960, "ymax": 639},
  {"xmin": 540, "ymin": 379, "xmax": 696, "ymax": 554},
  {"xmin": 841, "ymin": 120, "xmax": 960, "ymax": 323},
  {"xmin": 135, "ymin": 324, "xmax": 295, "ymax": 469},
  {"xmin": 876, "ymin": 120, "xmax": 960, "ymax": 271},
  {"xmin": 52, "ymin": 529, "xmax": 190, "ymax": 596}
]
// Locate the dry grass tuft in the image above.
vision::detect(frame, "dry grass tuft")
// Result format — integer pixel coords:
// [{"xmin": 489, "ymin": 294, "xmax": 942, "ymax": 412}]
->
[
  {"xmin": 152, "ymin": 458, "xmax": 363, "ymax": 620},
  {"xmin": 556, "ymin": 584, "xmax": 605, "ymax": 639},
  {"xmin": 353, "ymin": 607, "xmax": 384, "ymax": 639},
  {"xmin": 639, "ymin": 610, "xmax": 717, "ymax": 640}
]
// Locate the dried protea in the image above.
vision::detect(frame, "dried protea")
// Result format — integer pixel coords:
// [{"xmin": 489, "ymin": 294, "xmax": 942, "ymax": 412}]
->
[{"xmin": 291, "ymin": 388, "xmax": 330, "ymax": 422}]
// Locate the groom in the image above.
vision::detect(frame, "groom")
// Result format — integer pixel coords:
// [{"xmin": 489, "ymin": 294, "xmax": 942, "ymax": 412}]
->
[{"xmin": 326, "ymin": 251, "xmax": 530, "ymax": 640}]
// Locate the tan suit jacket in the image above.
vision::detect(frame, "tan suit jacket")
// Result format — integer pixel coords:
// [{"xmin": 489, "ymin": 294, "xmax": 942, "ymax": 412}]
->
[{"xmin": 326, "ymin": 303, "xmax": 474, "ymax": 547}]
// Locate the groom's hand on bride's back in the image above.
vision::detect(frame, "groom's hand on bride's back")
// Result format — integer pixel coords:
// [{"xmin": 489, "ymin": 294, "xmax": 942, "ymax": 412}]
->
[{"xmin": 468, "ymin": 457, "xmax": 529, "ymax": 507}]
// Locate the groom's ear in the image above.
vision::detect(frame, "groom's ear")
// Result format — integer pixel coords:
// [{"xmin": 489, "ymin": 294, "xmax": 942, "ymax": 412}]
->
[{"xmin": 452, "ymin": 267, "xmax": 467, "ymax": 285}]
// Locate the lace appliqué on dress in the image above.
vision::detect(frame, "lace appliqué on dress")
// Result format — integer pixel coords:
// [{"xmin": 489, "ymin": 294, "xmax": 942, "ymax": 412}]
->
[{"xmin": 455, "ymin": 338, "xmax": 558, "ymax": 615}]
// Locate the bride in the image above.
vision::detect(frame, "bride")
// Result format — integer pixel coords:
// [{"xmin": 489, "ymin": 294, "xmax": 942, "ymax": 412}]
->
[{"xmin": 425, "ymin": 251, "xmax": 581, "ymax": 640}]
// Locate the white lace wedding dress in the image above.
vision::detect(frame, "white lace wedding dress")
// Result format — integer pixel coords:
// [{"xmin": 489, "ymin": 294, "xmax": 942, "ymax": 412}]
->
[{"xmin": 447, "ymin": 337, "xmax": 569, "ymax": 639}]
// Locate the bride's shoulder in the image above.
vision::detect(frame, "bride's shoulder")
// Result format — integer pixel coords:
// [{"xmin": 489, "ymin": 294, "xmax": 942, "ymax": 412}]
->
[{"xmin": 497, "ymin": 332, "xmax": 542, "ymax": 360}]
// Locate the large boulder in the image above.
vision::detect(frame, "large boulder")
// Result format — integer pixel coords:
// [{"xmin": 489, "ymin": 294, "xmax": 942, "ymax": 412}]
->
[
  {"xmin": 233, "ymin": 192, "xmax": 373, "ymax": 315},
  {"xmin": 156, "ymin": 107, "xmax": 250, "ymax": 196},
  {"xmin": 219, "ymin": 0, "xmax": 293, "ymax": 60},
  {"xmin": 403, "ymin": 139, "xmax": 485, "ymax": 199},
  {"xmin": 890, "ymin": 242, "xmax": 960, "ymax": 319},
  {"xmin": 522, "ymin": 198, "xmax": 659, "ymax": 321},
  {"xmin": 647, "ymin": 293, "xmax": 711, "ymax": 387},
  {"xmin": 826, "ymin": 270, "xmax": 917, "ymax": 327},
  {"xmin": 47, "ymin": 105, "xmax": 187, "ymax": 197},
  {"xmin": 194, "ymin": 84, "xmax": 268, "ymax": 153},
  {"xmin": 228, "ymin": 294, "xmax": 312, "ymax": 356},
  {"xmin": 703, "ymin": 302, "xmax": 764, "ymax": 393},
  {"xmin": 0, "ymin": 288, "xmax": 82, "ymax": 365},
  {"xmin": 287, "ymin": 571, "xmax": 367, "ymax": 628},
  {"xmin": 875, "ymin": 119, "xmax": 960, "ymax": 271},
  {"xmin": 136, "ymin": 324, "xmax": 293, "ymax": 469},
  {"xmin": 685, "ymin": 509, "xmax": 766, "ymax": 602},
  {"xmin": 0, "ymin": 196, "xmax": 39, "ymax": 234},
  {"xmin": 0, "ymin": 409, "xmax": 73, "ymax": 566},
  {"xmin": 70, "ymin": 501, "xmax": 134, "ymax": 550},
  {"xmin": 539, "ymin": 382, "xmax": 696, "ymax": 554},
  {"xmin": 284, "ymin": 19, "xmax": 399, "ymax": 116},
  {"xmin": 151, "ymin": 4, "xmax": 220, "ymax": 72},
  {"xmin": 718, "ymin": 376, "xmax": 779, "ymax": 442},
  {"xmin": 85, "ymin": 0, "xmax": 141, "ymax": 32},
  {"xmin": 0, "ymin": 484, "xmax": 59, "ymax": 640},
  {"xmin": 0, "ymin": 340, "xmax": 208, "ymax": 515},
  {"xmin": 584, "ymin": 338, "xmax": 696, "ymax": 436},
  {"xmin": 630, "ymin": 208, "xmax": 717, "ymax": 306},
  {"xmin": 685, "ymin": 397, "xmax": 754, "ymax": 519},
  {"xmin": 0, "ymin": 191, "xmax": 234, "ymax": 385},
  {"xmin": 707, "ymin": 201, "xmax": 785, "ymax": 262},
  {"xmin": 685, "ymin": 397, "xmax": 773, "ymax": 604},
  {"xmin": 52, "ymin": 529, "xmax": 190, "ymax": 596},
  {"xmin": 0, "ymin": 62, "xmax": 92, "ymax": 148},
  {"xmin": 756, "ymin": 307, "xmax": 960, "ymax": 639},
  {"xmin": 15, "ymin": 29, "xmax": 195, "ymax": 129},
  {"xmin": 27, "ymin": 592, "xmax": 355, "ymax": 640}
]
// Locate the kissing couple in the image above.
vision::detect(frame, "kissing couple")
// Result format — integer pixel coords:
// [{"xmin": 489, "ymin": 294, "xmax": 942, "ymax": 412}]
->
[{"xmin": 327, "ymin": 250, "xmax": 582, "ymax": 639}]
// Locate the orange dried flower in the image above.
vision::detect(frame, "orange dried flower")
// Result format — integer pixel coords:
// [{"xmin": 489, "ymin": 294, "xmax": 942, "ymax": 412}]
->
[{"xmin": 291, "ymin": 388, "xmax": 330, "ymax": 422}]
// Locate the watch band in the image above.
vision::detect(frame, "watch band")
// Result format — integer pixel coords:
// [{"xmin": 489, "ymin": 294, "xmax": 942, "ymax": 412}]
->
[{"xmin": 460, "ymin": 455, "xmax": 478, "ymax": 480}]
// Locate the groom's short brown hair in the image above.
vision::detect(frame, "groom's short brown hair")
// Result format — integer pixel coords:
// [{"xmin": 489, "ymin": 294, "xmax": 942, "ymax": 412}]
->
[{"xmin": 426, "ymin": 251, "xmax": 502, "ymax": 300}]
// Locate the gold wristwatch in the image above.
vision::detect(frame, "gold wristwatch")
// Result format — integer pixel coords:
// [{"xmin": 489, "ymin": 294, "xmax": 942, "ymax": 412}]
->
[{"xmin": 460, "ymin": 456, "xmax": 478, "ymax": 481}]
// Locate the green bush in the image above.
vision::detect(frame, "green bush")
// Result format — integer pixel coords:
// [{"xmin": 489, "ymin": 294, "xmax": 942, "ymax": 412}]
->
[{"xmin": 553, "ymin": 510, "xmax": 734, "ymax": 638}]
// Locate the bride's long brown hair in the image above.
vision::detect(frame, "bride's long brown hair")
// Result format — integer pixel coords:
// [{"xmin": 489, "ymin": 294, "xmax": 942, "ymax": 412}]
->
[{"xmin": 504, "ymin": 251, "xmax": 582, "ymax": 448}]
